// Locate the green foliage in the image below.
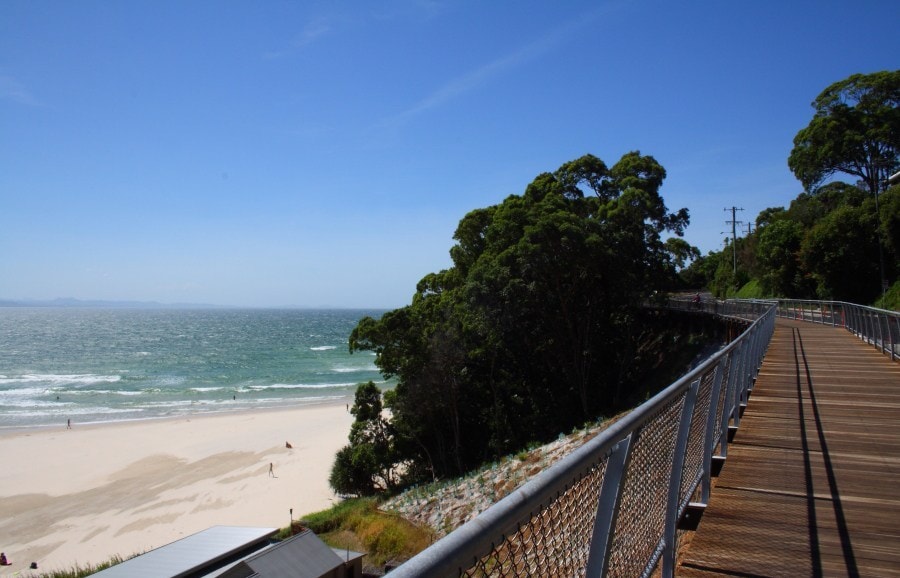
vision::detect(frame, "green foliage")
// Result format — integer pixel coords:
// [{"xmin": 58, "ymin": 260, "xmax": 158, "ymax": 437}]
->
[
  {"xmin": 302, "ymin": 497, "xmax": 379, "ymax": 533},
  {"xmin": 756, "ymin": 219, "xmax": 812, "ymax": 297},
  {"xmin": 788, "ymin": 70, "xmax": 900, "ymax": 195},
  {"xmin": 330, "ymin": 382, "xmax": 401, "ymax": 496},
  {"xmin": 29, "ymin": 555, "xmax": 127, "ymax": 578},
  {"xmin": 800, "ymin": 204, "xmax": 882, "ymax": 302},
  {"xmin": 734, "ymin": 279, "xmax": 767, "ymax": 299},
  {"xmin": 787, "ymin": 182, "xmax": 868, "ymax": 227},
  {"xmin": 678, "ymin": 251, "xmax": 721, "ymax": 290},
  {"xmin": 705, "ymin": 73, "xmax": 899, "ymax": 305},
  {"xmin": 301, "ymin": 498, "xmax": 433, "ymax": 570},
  {"xmin": 612, "ymin": 310, "xmax": 726, "ymax": 407},
  {"xmin": 711, "ymin": 181, "xmax": 898, "ymax": 304},
  {"xmin": 874, "ymin": 280, "xmax": 900, "ymax": 312},
  {"xmin": 710, "ymin": 242, "xmax": 751, "ymax": 298},
  {"xmin": 349, "ymin": 152, "xmax": 690, "ymax": 481},
  {"xmin": 880, "ymin": 185, "xmax": 900, "ymax": 259}
]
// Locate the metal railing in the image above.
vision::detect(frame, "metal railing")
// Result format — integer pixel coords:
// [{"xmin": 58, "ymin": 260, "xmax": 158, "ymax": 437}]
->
[
  {"xmin": 776, "ymin": 299, "xmax": 899, "ymax": 361},
  {"xmin": 390, "ymin": 301, "xmax": 776, "ymax": 577},
  {"xmin": 664, "ymin": 297, "xmax": 775, "ymax": 322}
]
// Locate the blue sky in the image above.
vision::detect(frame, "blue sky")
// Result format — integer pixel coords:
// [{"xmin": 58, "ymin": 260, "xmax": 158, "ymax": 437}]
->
[{"xmin": 2, "ymin": 1, "xmax": 897, "ymax": 308}]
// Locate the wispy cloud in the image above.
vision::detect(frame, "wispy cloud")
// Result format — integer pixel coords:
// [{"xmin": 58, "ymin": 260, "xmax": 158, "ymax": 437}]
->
[
  {"xmin": 264, "ymin": 18, "xmax": 334, "ymax": 59},
  {"xmin": 376, "ymin": 6, "xmax": 609, "ymax": 131},
  {"xmin": 372, "ymin": 0, "xmax": 446, "ymax": 23},
  {"xmin": 0, "ymin": 75, "xmax": 41, "ymax": 106}
]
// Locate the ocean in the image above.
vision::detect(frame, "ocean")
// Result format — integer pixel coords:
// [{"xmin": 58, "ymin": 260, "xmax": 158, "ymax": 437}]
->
[{"xmin": 0, "ymin": 308, "xmax": 389, "ymax": 430}]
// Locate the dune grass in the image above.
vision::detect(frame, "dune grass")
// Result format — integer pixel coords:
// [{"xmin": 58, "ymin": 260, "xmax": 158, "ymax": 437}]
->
[
  {"xmin": 26, "ymin": 555, "xmax": 126, "ymax": 578},
  {"xmin": 296, "ymin": 497, "xmax": 434, "ymax": 571}
]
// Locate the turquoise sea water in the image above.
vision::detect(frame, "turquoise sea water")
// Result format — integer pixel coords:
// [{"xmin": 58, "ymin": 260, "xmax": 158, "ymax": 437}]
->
[{"xmin": 0, "ymin": 308, "xmax": 388, "ymax": 429}]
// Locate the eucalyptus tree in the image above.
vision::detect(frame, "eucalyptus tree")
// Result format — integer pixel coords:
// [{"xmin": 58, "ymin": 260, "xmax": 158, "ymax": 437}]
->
[
  {"xmin": 788, "ymin": 70, "xmax": 899, "ymax": 195},
  {"xmin": 348, "ymin": 152, "xmax": 690, "ymax": 482},
  {"xmin": 789, "ymin": 71, "xmax": 899, "ymax": 299}
]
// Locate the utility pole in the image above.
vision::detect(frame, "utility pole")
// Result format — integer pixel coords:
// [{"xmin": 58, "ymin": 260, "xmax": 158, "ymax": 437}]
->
[
  {"xmin": 724, "ymin": 207, "xmax": 744, "ymax": 275},
  {"xmin": 746, "ymin": 221, "xmax": 753, "ymax": 236}
]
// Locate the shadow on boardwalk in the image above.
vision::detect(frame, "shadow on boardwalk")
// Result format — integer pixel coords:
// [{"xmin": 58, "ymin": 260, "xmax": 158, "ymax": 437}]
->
[{"xmin": 678, "ymin": 318, "xmax": 900, "ymax": 577}]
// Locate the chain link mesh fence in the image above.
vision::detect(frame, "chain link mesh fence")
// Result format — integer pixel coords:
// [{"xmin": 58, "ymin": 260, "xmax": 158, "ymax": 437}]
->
[{"xmin": 391, "ymin": 303, "xmax": 776, "ymax": 578}]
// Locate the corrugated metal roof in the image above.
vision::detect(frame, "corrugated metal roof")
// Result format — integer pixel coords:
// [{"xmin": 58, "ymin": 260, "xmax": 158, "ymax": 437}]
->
[{"xmin": 90, "ymin": 526, "xmax": 277, "ymax": 578}]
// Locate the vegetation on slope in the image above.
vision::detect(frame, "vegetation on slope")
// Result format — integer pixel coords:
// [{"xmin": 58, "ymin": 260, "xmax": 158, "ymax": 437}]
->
[
  {"xmin": 336, "ymin": 151, "xmax": 695, "ymax": 496},
  {"xmin": 20, "ymin": 555, "xmax": 127, "ymax": 578},
  {"xmin": 681, "ymin": 70, "xmax": 899, "ymax": 308},
  {"xmin": 297, "ymin": 498, "xmax": 433, "ymax": 573}
]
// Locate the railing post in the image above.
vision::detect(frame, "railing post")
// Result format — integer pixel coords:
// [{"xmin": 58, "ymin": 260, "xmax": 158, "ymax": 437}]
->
[
  {"xmin": 847, "ymin": 304, "xmax": 857, "ymax": 336},
  {"xmin": 586, "ymin": 434, "xmax": 634, "ymax": 577},
  {"xmin": 865, "ymin": 307, "xmax": 872, "ymax": 343},
  {"xmin": 662, "ymin": 380, "xmax": 700, "ymax": 577},
  {"xmin": 701, "ymin": 357, "xmax": 728, "ymax": 504},
  {"xmin": 893, "ymin": 316, "xmax": 899, "ymax": 362},
  {"xmin": 868, "ymin": 308, "xmax": 875, "ymax": 345},
  {"xmin": 862, "ymin": 308, "xmax": 870, "ymax": 344},
  {"xmin": 718, "ymin": 345, "xmax": 740, "ymax": 459},
  {"xmin": 732, "ymin": 342, "xmax": 748, "ymax": 429},
  {"xmin": 868, "ymin": 309, "xmax": 876, "ymax": 345}
]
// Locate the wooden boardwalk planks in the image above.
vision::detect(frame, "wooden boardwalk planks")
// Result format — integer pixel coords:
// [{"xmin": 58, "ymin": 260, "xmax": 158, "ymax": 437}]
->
[{"xmin": 677, "ymin": 318, "xmax": 900, "ymax": 577}]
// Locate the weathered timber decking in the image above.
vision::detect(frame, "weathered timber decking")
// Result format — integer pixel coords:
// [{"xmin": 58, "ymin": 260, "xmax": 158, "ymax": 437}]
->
[{"xmin": 678, "ymin": 317, "xmax": 900, "ymax": 577}]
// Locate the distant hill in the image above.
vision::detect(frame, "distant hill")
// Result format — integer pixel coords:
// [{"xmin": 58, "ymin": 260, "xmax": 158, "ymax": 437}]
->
[{"xmin": 0, "ymin": 298, "xmax": 225, "ymax": 309}]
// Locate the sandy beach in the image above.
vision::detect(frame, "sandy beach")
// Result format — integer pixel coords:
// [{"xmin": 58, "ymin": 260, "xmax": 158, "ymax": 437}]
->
[{"xmin": 0, "ymin": 402, "xmax": 354, "ymax": 576}]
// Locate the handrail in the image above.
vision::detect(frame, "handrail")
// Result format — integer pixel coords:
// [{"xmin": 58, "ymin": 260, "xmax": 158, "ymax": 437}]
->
[
  {"xmin": 390, "ymin": 301, "xmax": 776, "ymax": 577},
  {"xmin": 776, "ymin": 299, "xmax": 899, "ymax": 361},
  {"xmin": 664, "ymin": 297, "xmax": 775, "ymax": 322}
]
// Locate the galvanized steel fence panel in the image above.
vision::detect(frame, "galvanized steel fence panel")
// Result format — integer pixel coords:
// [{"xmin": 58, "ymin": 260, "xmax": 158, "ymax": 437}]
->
[
  {"xmin": 777, "ymin": 299, "xmax": 899, "ymax": 361},
  {"xmin": 390, "ymin": 301, "xmax": 776, "ymax": 577}
]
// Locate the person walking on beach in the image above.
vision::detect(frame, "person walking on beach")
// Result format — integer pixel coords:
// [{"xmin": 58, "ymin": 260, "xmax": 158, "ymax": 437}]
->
[
  {"xmin": 67, "ymin": 418, "xmax": 71, "ymax": 429},
  {"xmin": 268, "ymin": 462, "xmax": 275, "ymax": 478}
]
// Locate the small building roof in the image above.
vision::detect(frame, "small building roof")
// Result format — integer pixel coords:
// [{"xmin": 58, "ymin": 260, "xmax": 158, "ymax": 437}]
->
[
  {"xmin": 217, "ymin": 530, "xmax": 364, "ymax": 578},
  {"xmin": 90, "ymin": 526, "xmax": 278, "ymax": 578}
]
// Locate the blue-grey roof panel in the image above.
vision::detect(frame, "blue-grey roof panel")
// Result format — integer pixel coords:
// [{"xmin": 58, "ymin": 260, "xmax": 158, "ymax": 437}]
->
[
  {"xmin": 90, "ymin": 526, "xmax": 277, "ymax": 578},
  {"xmin": 243, "ymin": 531, "xmax": 342, "ymax": 577}
]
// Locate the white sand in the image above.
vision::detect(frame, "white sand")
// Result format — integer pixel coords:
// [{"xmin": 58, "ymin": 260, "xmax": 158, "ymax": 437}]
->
[{"xmin": 0, "ymin": 403, "xmax": 354, "ymax": 575}]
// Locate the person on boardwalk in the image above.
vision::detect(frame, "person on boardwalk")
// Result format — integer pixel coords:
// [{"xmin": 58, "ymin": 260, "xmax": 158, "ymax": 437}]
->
[{"xmin": 268, "ymin": 462, "xmax": 275, "ymax": 478}]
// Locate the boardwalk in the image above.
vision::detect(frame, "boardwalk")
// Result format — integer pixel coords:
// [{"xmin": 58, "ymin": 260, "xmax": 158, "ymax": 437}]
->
[{"xmin": 678, "ymin": 318, "xmax": 900, "ymax": 577}]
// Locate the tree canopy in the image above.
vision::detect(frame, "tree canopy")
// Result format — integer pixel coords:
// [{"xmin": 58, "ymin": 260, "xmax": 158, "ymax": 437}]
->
[
  {"xmin": 788, "ymin": 70, "xmax": 900, "ymax": 194},
  {"xmin": 329, "ymin": 381, "xmax": 401, "ymax": 496},
  {"xmin": 681, "ymin": 180, "xmax": 899, "ymax": 305},
  {"xmin": 683, "ymin": 72, "xmax": 899, "ymax": 306},
  {"xmin": 343, "ymin": 152, "xmax": 691, "ymax": 488}
]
